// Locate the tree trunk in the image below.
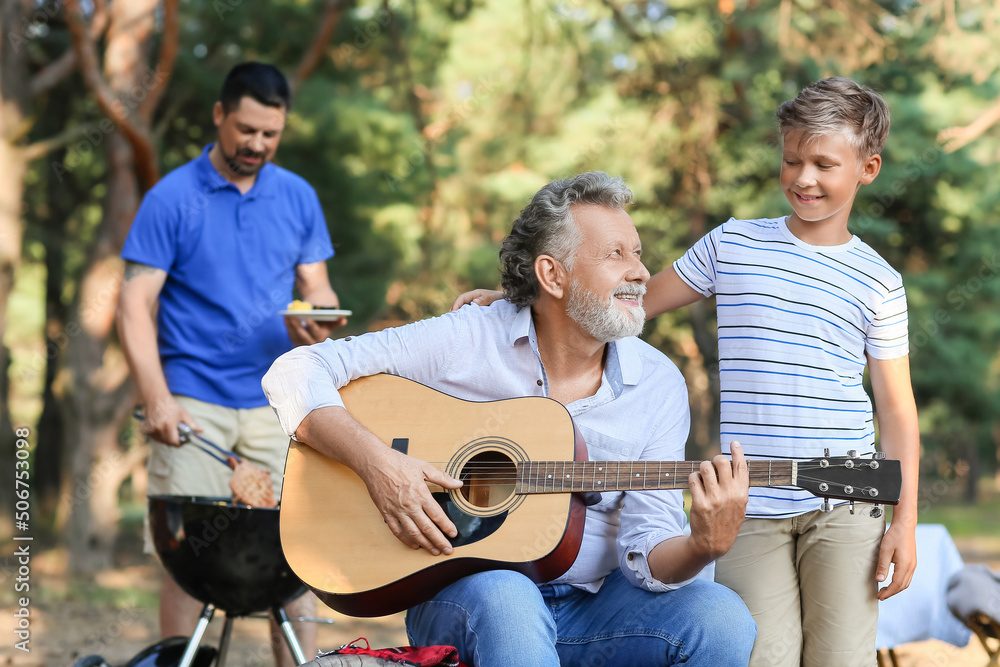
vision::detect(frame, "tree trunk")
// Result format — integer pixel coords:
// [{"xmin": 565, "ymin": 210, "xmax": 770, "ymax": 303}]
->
[
  {"xmin": 61, "ymin": 0, "xmax": 158, "ymax": 572},
  {"xmin": 0, "ymin": 0, "xmax": 32, "ymax": 531},
  {"xmin": 34, "ymin": 133, "xmax": 73, "ymax": 517}
]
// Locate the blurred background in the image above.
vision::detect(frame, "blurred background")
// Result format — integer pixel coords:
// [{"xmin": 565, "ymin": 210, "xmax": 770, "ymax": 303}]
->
[{"xmin": 0, "ymin": 0, "xmax": 998, "ymax": 663}]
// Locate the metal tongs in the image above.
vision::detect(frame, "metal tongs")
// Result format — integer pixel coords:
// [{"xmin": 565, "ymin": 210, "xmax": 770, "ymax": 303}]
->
[{"xmin": 132, "ymin": 407, "xmax": 242, "ymax": 468}]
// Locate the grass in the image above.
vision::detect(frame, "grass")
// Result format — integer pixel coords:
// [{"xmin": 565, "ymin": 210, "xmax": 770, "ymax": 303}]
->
[{"xmin": 908, "ymin": 477, "xmax": 1000, "ymax": 538}]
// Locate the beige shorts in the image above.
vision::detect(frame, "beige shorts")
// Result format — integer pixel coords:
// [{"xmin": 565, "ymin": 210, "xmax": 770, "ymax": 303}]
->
[
  {"xmin": 144, "ymin": 395, "xmax": 290, "ymax": 553},
  {"xmin": 714, "ymin": 506, "xmax": 886, "ymax": 667}
]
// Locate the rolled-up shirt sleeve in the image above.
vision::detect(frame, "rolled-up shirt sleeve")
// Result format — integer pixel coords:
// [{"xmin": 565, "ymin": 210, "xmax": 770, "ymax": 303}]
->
[
  {"xmin": 616, "ymin": 371, "xmax": 694, "ymax": 592},
  {"xmin": 261, "ymin": 312, "xmax": 468, "ymax": 438}
]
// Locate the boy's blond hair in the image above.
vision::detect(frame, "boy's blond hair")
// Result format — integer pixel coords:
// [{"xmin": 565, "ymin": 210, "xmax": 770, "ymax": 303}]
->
[{"xmin": 777, "ymin": 77, "xmax": 890, "ymax": 160}]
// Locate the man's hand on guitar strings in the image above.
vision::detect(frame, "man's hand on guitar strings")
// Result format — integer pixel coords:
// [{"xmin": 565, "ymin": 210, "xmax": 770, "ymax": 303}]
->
[
  {"xmin": 363, "ymin": 447, "xmax": 464, "ymax": 557},
  {"xmin": 687, "ymin": 441, "xmax": 750, "ymax": 560}
]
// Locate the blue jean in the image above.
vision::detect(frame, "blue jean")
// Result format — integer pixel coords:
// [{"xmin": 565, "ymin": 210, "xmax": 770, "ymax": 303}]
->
[{"xmin": 405, "ymin": 569, "xmax": 756, "ymax": 667}]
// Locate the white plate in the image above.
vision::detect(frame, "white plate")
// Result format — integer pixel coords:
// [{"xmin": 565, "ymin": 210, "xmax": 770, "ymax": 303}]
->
[{"xmin": 280, "ymin": 309, "xmax": 352, "ymax": 321}]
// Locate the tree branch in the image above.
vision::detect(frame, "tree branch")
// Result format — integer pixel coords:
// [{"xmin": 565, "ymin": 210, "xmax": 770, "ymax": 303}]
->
[
  {"xmin": 22, "ymin": 122, "xmax": 102, "ymax": 161},
  {"xmin": 600, "ymin": 0, "xmax": 645, "ymax": 43},
  {"xmin": 29, "ymin": 0, "xmax": 109, "ymax": 98},
  {"xmin": 64, "ymin": 0, "xmax": 133, "ymax": 127},
  {"xmin": 292, "ymin": 0, "xmax": 351, "ymax": 92},
  {"xmin": 382, "ymin": 0, "xmax": 436, "ymax": 185},
  {"xmin": 29, "ymin": 49, "xmax": 78, "ymax": 98},
  {"xmin": 779, "ymin": 0, "xmax": 792, "ymax": 48},
  {"xmin": 938, "ymin": 96, "xmax": 1000, "ymax": 153},
  {"xmin": 138, "ymin": 0, "xmax": 179, "ymax": 119},
  {"xmin": 64, "ymin": 0, "xmax": 160, "ymax": 191}
]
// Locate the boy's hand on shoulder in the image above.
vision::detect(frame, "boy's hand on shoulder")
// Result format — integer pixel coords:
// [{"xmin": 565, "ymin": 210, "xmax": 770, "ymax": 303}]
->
[
  {"xmin": 876, "ymin": 521, "xmax": 917, "ymax": 600},
  {"xmin": 449, "ymin": 288, "xmax": 503, "ymax": 312}
]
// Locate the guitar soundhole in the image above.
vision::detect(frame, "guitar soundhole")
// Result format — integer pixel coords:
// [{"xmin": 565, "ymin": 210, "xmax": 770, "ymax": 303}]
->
[{"xmin": 459, "ymin": 451, "xmax": 516, "ymax": 509}]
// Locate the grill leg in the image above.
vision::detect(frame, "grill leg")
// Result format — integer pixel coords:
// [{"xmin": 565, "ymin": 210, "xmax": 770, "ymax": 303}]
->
[
  {"xmin": 273, "ymin": 606, "xmax": 307, "ymax": 665},
  {"xmin": 215, "ymin": 615, "xmax": 235, "ymax": 667},
  {"xmin": 178, "ymin": 604, "xmax": 216, "ymax": 667}
]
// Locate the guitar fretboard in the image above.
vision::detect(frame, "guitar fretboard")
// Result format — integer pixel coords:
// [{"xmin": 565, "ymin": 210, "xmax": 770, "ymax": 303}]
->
[{"xmin": 515, "ymin": 460, "xmax": 795, "ymax": 493}]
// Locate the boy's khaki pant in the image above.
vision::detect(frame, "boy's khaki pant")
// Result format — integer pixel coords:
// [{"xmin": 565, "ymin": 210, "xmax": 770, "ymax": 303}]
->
[{"xmin": 715, "ymin": 506, "xmax": 886, "ymax": 667}]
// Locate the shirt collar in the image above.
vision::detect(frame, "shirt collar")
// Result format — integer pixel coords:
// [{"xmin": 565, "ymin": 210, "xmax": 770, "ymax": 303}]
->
[
  {"xmin": 196, "ymin": 143, "xmax": 275, "ymax": 198},
  {"xmin": 508, "ymin": 304, "xmax": 643, "ymax": 398},
  {"xmin": 509, "ymin": 304, "xmax": 534, "ymax": 346}
]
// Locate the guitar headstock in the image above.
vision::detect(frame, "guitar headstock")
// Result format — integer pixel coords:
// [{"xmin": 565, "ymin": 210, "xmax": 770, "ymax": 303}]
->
[{"xmin": 795, "ymin": 453, "xmax": 901, "ymax": 506}]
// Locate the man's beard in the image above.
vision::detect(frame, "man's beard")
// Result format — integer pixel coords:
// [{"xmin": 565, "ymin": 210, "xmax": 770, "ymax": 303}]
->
[
  {"xmin": 220, "ymin": 144, "xmax": 267, "ymax": 176},
  {"xmin": 566, "ymin": 280, "xmax": 646, "ymax": 342}
]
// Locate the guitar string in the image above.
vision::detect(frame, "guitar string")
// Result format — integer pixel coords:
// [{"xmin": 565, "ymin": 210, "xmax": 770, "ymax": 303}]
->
[
  {"xmin": 415, "ymin": 465, "xmax": 873, "ymax": 479},
  {"xmin": 420, "ymin": 462, "xmax": 883, "ymax": 496}
]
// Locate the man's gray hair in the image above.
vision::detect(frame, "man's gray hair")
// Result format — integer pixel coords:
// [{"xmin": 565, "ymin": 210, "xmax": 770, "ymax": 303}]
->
[{"xmin": 500, "ymin": 171, "xmax": 633, "ymax": 307}]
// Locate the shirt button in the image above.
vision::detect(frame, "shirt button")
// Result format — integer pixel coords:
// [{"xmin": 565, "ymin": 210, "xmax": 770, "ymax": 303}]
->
[
  {"xmin": 536, "ymin": 379, "xmax": 543, "ymax": 386},
  {"xmin": 344, "ymin": 336, "xmax": 352, "ymax": 341},
  {"xmin": 627, "ymin": 553, "xmax": 635, "ymax": 561}
]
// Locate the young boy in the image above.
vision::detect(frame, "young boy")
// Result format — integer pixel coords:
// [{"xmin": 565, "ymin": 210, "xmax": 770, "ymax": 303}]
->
[
  {"xmin": 452, "ymin": 77, "xmax": 918, "ymax": 666},
  {"xmin": 642, "ymin": 76, "xmax": 919, "ymax": 666}
]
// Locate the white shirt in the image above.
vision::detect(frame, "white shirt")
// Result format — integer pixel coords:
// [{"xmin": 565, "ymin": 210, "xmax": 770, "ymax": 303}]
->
[
  {"xmin": 674, "ymin": 217, "xmax": 909, "ymax": 517},
  {"xmin": 262, "ymin": 299, "xmax": 693, "ymax": 592}
]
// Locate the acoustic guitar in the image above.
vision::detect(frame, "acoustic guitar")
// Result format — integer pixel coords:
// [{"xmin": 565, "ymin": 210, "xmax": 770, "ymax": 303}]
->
[{"xmin": 279, "ymin": 373, "xmax": 901, "ymax": 617}]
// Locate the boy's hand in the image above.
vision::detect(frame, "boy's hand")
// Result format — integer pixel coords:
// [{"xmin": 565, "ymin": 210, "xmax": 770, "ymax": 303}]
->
[
  {"xmin": 450, "ymin": 289, "xmax": 503, "ymax": 312},
  {"xmin": 876, "ymin": 521, "xmax": 917, "ymax": 600}
]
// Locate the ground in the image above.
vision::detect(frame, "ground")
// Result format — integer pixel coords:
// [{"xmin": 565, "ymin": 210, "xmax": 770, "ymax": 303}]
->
[{"xmin": 1, "ymin": 533, "xmax": 997, "ymax": 667}]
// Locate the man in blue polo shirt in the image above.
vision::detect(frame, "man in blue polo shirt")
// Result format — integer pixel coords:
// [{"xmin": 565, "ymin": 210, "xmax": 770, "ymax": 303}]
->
[{"xmin": 116, "ymin": 62, "xmax": 337, "ymax": 664}]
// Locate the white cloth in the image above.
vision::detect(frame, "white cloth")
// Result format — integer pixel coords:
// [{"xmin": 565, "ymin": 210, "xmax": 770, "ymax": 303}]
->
[
  {"xmin": 262, "ymin": 299, "xmax": 693, "ymax": 593},
  {"xmin": 674, "ymin": 217, "xmax": 909, "ymax": 518},
  {"xmin": 876, "ymin": 524, "xmax": 972, "ymax": 649}
]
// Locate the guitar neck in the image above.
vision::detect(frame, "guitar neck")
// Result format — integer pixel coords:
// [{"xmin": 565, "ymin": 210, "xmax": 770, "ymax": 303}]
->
[{"xmin": 516, "ymin": 460, "xmax": 795, "ymax": 493}]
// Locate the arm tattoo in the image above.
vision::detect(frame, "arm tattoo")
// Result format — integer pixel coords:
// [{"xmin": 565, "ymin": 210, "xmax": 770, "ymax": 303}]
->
[{"xmin": 123, "ymin": 261, "xmax": 162, "ymax": 282}]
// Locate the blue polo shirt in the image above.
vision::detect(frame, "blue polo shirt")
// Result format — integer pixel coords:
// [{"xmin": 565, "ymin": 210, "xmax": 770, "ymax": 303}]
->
[{"xmin": 122, "ymin": 144, "xmax": 334, "ymax": 408}]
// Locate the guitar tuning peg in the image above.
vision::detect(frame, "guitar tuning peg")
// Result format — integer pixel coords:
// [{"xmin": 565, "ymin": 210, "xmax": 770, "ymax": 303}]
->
[
  {"xmin": 824, "ymin": 448, "xmax": 831, "ymax": 458},
  {"xmin": 849, "ymin": 501, "xmax": 855, "ymax": 515},
  {"xmin": 847, "ymin": 449, "xmax": 858, "ymax": 458},
  {"xmin": 872, "ymin": 451, "xmax": 886, "ymax": 460},
  {"xmin": 820, "ymin": 499, "xmax": 832, "ymax": 513},
  {"xmin": 869, "ymin": 504, "xmax": 883, "ymax": 519}
]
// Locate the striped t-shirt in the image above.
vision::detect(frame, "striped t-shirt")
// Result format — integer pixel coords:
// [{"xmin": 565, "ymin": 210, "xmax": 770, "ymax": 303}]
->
[{"xmin": 673, "ymin": 217, "xmax": 909, "ymax": 517}]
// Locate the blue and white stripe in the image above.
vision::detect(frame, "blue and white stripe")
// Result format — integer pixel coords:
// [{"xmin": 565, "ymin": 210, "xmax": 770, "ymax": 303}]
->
[{"xmin": 674, "ymin": 217, "xmax": 909, "ymax": 517}]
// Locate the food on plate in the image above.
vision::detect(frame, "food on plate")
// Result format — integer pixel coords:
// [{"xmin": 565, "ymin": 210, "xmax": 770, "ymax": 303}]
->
[{"xmin": 287, "ymin": 300, "xmax": 313, "ymax": 311}]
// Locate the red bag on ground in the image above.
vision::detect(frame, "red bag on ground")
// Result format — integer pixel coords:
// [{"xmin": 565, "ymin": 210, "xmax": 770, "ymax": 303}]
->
[{"xmin": 317, "ymin": 637, "xmax": 468, "ymax": 667}]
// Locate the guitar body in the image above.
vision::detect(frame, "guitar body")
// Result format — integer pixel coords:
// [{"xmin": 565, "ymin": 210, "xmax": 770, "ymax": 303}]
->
[{"xmin": 279, "ymin": 374, "xmax": 588, "ymax": 617}]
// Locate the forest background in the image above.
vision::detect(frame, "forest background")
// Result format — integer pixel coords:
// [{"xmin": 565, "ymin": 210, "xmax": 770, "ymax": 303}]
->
[{"xmin": 0, "ymin": 0, "xmax": 998, "ymax": 658}]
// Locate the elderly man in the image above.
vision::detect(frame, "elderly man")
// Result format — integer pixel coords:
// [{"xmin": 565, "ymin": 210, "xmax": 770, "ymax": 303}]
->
[{"xmin": 262, "ymin": 171, "xmax": 755, "ymax": 666}]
